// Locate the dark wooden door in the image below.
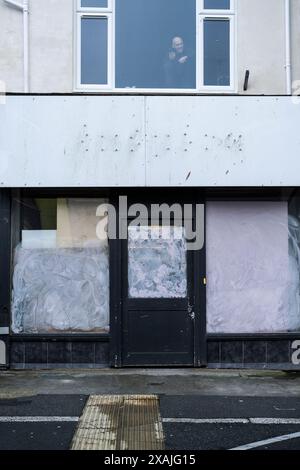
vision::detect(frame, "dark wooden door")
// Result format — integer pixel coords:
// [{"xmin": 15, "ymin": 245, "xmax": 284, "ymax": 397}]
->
[{"xmin": 121, "ymin": 222, "xmax": 195, "ymax": 366}]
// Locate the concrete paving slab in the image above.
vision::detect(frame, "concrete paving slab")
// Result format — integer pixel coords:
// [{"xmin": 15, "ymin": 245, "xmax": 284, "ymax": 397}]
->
[
  {"xmin": 71, "ymin": 395, "xmax": 164, "ymax": 450},
  {"xmin": 0, "ymin": 369, "xmax": 299, "ymax": 399}
]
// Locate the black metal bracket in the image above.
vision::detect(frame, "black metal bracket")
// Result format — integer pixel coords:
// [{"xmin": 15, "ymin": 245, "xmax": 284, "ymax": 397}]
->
[{"xmin": 243, "ymin": 70, "xmax": 250, "ymax": 91}]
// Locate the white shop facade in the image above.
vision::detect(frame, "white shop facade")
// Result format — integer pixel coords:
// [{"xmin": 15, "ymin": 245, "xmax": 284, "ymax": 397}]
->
[{"xmin": 0, "ymin": 95, "xmax": 300, "ymax": 369}]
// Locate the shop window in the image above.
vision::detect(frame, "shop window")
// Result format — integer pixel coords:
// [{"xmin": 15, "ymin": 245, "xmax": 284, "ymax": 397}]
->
[
  {"xmin": 76, "ymin": 0, "xmax": 235, "ymax": 92},
  {"xmin": 11, "ymin": 197, "xmax": 109, "ymax": 334},
  {"xmin": 206, "ymin": 199, "xmax": 300, "ymax": 333}
]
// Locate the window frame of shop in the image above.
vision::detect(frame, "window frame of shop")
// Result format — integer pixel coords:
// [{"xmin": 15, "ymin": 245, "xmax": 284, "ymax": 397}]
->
[
  {"xmin": 205, "ymin": 187, "xmax": 300, "ymax": 342},
  {"xmin": 0, "ymin": 190, "xmax": 11, "ymax": 369},
  {"xmin": 75, "ymin": 0, "xmax": 236, "ymax": 93},
  {"xmin": 10, "ymin": 188, "xmax": 111, "ymax": 341}
]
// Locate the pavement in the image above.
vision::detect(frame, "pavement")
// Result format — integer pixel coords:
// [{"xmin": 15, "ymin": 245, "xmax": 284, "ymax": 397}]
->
[
  {"xmin": 1, "ymin": 368, "xmax": 300, "ymax": 398},
  {"xmin": 0, "ymin": 368, "xmax": 300, "ymax": 450}
]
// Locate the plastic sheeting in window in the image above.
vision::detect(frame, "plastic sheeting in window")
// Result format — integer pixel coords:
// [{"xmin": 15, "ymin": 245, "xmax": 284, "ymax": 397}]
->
[
  {"xmin": 11, "ymin": 244, "xmax": 109, "ymax": 333},
  {"xmin": 206, "ymin": 201, "xmax": 300, "ymax": 333},
  {"xmin": 128, "ymin": 225, "xmax": 187, "ymax": 298}
]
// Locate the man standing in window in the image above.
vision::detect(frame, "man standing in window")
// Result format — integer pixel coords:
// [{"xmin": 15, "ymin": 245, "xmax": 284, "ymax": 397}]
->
[{"xmin": 164, "ymin": 36, "xmax": 194, "ymax": 89}]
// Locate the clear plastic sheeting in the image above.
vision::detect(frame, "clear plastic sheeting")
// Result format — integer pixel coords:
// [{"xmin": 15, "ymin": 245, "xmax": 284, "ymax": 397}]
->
[
  {"xmin": 288, "ymin": 213, "xmax": 300, "ymax": 327},
  {"xmin": 11, "ymin": 197, "xmax": 109, "ymax": 334},
  {"xmin": 206, "ymin": 201, "xmax": 300, "ymax": 333},
  {"xmin": 12, "ymin": 244, "xmax": 109, "ymax": 333},
  {"xmin": 128, "ymin": 225, "xmax": 187, "ymax": 298}
]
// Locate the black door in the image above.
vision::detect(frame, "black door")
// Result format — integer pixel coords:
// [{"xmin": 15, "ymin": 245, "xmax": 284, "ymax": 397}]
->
[{"xmin": 120, "ymin": 220, "xmax": 197, "ymax": 366}]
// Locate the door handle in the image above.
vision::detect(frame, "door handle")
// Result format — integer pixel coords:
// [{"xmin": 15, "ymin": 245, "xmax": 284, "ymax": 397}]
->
[{"xmin": 189, "ymin": 311, "xmax": 195, "ymax": 320}]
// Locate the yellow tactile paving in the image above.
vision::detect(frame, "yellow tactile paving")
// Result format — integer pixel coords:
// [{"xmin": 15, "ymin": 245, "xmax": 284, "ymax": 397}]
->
[{"xmin": 71, "ymin": 394, "xmax": 165, "ymax": 450}]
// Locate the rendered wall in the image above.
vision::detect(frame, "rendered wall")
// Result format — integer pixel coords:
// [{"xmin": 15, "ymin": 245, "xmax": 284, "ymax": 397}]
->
[
  {"xmin": 0, "ymin": 0, "xmax": 23, "ymax": 92},
  {"xmin": 0, "ymin": 0, "xmax": 298, "ymax": 94},
  {"xmin": 29, "ymin": 0, "xmax": 73, "ymax": 93},
  {"xmin": 0, "ymin": 0, "xmax": 73, "ymax": 93},
  {"xmin": 291, "ymin": 0, "xmax": 300, "ymax": 90},
  {"xmin": 237, "ymin": 0, "xmax": 286, "ymax": 94}
]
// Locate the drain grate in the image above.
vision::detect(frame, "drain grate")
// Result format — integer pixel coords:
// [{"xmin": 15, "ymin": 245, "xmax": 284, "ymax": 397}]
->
[{"xmin": 71, "ymin": 394, "xmax": 165, "ymax": 450}]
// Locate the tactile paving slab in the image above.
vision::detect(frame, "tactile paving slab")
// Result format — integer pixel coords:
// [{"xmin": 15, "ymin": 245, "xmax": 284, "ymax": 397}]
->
[{"xmin": 71, "ymin": 394, "xmax": 165, "ymax": 450}]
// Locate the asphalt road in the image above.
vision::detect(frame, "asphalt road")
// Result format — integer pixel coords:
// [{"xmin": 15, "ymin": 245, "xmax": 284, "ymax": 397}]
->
[
  {"xmin": 161, "ymin": 396, "xmax": 300, "ymax": 450},
  {"xmin": 0, "ymin": 395, "xmax": 300, "ymax": 450},
  {"xmin": 0, "ymin": 395, "xmax": 86, "ymax": 450}
]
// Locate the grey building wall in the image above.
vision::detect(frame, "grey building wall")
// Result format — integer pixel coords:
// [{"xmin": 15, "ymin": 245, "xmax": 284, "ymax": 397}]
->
[
  {"xmin": 0, "ymin": 0, "xmax": 73, "ymax": 93},
  {"xmin": 237, "ymin": 0, "xmax": 286, "ymax": 94},
  {"xmin": 291, "ymin": 0, "xmax": 300, "ymax": 90},
  {"xmin": 0, "ymin": 0, "xmax": 299, "ymax": 94},
  {"xmin": 29, "ymin": 0, "xmax": 73, "ymax": 93},
  {"xmin": 0, "ymin": 1, "xmax": 24, "ymax": 92}
]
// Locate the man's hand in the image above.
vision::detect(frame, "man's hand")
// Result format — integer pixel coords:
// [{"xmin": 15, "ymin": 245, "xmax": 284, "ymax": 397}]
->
[
  {"xmin": 178, "ymin": 55, "xmax": 188, "ymax": 64},
  {"xmin": 169, "ymin": 51, "xmax": 176, "ymax": 60}
]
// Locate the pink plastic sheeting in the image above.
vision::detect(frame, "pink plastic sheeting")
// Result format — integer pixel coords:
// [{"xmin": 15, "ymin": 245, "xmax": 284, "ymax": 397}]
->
[{"xmin": 206, "ymin": 201, "xmax": 300, "ymax": 333}]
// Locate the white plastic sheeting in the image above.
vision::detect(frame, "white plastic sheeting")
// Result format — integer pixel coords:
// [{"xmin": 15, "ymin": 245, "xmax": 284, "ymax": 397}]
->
[
  {"xmin": 206, "ymin": 201, "xmax": 300, "ymax": 333},
  {"xmin": 288, "ymin": 213, "xmax": 300, "ymax": 327},
  {"xmin": 11, "ymin": 197, "xmax": 110, "ymax": 333},
  {"xmin": 128, "ymin": 226, "xmax": 187, "ymax": 298},
  {"xmin": 12, "ymin": 244, "xmax": 109, "ymax": 333}
]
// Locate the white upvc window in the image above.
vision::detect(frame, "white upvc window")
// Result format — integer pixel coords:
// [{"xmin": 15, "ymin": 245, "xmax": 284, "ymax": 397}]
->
[
  {"xmin": 76, "ymin": 0, "xmax": 113, "ymax": 90},
  {"xmin": 198, "ymin": 0, "xmax": 236, "ymax": 92},
  {"xmin": 75, "ymin": 0, "xmax": 236, "ymax": 93},
  {"xmin": 79, "ymin": 0, "xmax": 112, "ymax": 12}
]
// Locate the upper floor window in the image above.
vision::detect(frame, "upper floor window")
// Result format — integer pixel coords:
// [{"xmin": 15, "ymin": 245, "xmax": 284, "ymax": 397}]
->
[
  {"xmin": 204, "ymin": 0, "xmax": 230, "ymax": 8},
  {"xmin": 76, "ymin": 0, "xmax": 235, "ymax": 92}
]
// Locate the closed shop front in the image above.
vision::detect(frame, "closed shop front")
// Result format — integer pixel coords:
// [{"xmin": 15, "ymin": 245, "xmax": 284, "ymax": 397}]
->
[{"xmin": 1, "ymin": 188, "xmax": 300, "ymax": 370}]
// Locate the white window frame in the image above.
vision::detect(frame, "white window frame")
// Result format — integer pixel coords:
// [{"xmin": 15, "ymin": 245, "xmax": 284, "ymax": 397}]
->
[
  {"xmin": 74, "ymin": 0, "xmax": 236, "ymax": 94},
  {"xmin": 198, "ymin": 0, "xmax": 236, "ymax": 92},
  {"xmin": 78, "ymin": 0, "xmax": 113, "ymax": 13},
  {"xmin": 76, "ymin": 0, "xmax": 113, "ymax": 90}
]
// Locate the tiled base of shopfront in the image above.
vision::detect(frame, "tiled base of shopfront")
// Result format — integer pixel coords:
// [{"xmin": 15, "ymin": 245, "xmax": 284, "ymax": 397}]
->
[{"xmin": 4, "ymin": 337, "xmax": 299, "ymax": 370}]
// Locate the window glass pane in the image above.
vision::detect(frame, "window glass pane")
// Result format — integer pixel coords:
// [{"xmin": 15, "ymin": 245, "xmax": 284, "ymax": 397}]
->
[
  {"xmin": 81, "ymin": 0, "xmax": 108, "ymax": 7},
  {"xmin": 204, "ymin": 0, "xmax": 230, "ymax": 9},
  {"xmin": 206, "ymin": 200, "xmax": 300, "ymax": 333},
  {"xmin": 12, "ymin": 198, "xmax": 109, "ymax": 334},
  {"xmin": 128, "ymin": 226, "xmax": 187, "ymax": 298},
  {"xmin": 204, "ymin": 19, "xmax": 230, "ymax": 86},
  {"xmin": 116, "ymin": 0, "xmax": 196, "ymax": 89},
  {"xmin": 81, "ymin": 17, "xmax": 108, "ymax": 85}
]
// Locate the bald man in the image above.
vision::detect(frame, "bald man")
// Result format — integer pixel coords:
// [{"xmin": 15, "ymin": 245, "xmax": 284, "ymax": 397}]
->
[{"xmin": 164, "ymin": 36, "xmax": 192, "ymax": 88}]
